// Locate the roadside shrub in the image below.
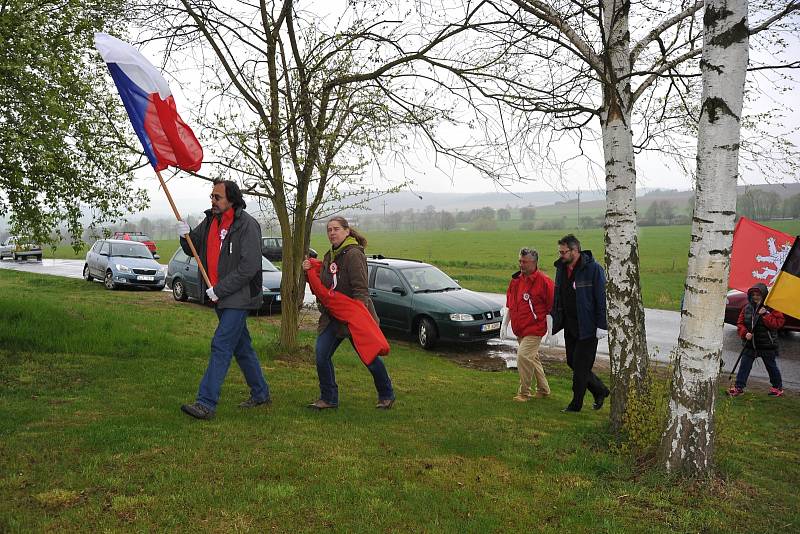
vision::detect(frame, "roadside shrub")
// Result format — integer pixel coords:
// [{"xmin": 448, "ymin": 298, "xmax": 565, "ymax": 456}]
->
[
  {"xmin": 619, "ymin": 365, "xmax": 671, "ymax": 455},
  {"xmin": 519, "ymin": 221, "xmax": 536, "ymax": 231}
]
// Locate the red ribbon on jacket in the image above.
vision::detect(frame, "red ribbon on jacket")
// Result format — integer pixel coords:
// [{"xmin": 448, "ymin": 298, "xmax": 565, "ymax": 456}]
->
[{"xmin": 306, "ymin": 258, "xmax": 389, "ymax": 365}]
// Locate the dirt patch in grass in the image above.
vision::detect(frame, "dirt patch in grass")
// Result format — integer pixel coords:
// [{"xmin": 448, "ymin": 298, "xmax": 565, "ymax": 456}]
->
[{"xmin": 34, "ymin": 488, "xmax": 83, "ymax": 508}]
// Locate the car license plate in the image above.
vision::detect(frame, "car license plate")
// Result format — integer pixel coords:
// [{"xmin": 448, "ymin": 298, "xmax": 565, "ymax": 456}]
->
[
  {"xmin": 275, "ymin": 295, "xmax": 281, "ymax": 301},
  {"xmin": 137, "ymin": 275, "xmax": 154, "ymax": 281},
  {"xmin": 482, "ymin": 322, "xmax": 500, "ymax": 332}
]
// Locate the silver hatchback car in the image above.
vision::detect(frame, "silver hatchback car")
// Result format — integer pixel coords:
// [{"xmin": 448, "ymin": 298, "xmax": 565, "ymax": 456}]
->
[{"xmin": 83, "ymin": 239, "xmax": 167, "ymax": 290}]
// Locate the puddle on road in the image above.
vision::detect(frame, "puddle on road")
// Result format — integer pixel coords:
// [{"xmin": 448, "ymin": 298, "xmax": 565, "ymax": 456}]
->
[{"xmin": 428, "ymin": 337, "xmax": 571, "ymax": 373}]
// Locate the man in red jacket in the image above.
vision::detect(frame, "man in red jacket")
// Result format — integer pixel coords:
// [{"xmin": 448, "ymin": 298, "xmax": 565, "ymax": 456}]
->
[{"xmin": 502, "ymin": 247, "xmax": 555, "ymax": 402}]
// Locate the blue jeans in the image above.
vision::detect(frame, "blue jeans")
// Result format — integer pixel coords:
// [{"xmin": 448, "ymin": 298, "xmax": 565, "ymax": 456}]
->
[
  {"xmin": 735, "ymin": 348, "xmax": 782, "ymax": 390},
  {"xmin": 315, "ymin": 321, "xmax": 394, "ymax": 405},
  {"xmin": 197, "ymin": 308, "xmax": 270, "ymax": 410}
]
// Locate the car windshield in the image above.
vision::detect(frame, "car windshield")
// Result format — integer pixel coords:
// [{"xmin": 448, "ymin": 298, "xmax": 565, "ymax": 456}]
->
[
  {"xmin": 111, "ymin": 243, "xmax": 153, "ymax": 258},
  {"xmin": 262, "ymin": 258, "xmax": 279, "ymax": 272},
  {"xmin": 400, "ymin": 265, "xmax": 461, "ymax": 292}
]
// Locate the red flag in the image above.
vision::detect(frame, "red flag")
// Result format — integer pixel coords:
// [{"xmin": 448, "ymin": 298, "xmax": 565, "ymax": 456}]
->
[
  {"xmin": 306, "ymin": 258, "xmax": 389, "ymax": 366},
  {"xmin": 729, "ymin": 217, "xmax": 795, "ymax": 292}
]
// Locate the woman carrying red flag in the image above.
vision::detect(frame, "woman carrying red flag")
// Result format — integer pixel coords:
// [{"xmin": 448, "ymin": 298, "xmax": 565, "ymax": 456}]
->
[{"xmin": 302, "ymin": 217, "xmax": 396, "ymax": 410}]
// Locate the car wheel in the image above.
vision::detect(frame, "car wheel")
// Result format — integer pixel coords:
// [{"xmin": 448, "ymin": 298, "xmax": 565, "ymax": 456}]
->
[
  {"xmin": 83, "ymin": 264, "xmax": 93, "ymax": 282},
  {"xmin": 173, "ymin": 279, "xmax": 188, "ymax": 301},
  {"xmin": 104, "ymin": 271, "xmax": 116, "ymax": 290},
  {"xmin": 417, "ymin": 317, "xmax": 438, "ymax": 350}
]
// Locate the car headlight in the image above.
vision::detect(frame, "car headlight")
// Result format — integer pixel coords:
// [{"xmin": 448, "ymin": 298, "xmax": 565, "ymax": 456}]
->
[
  {"xmin": 450, "ymin": 313, "xmax": 473, "ymax": 322},
  {"xmin": 159, "ymin": 266, "xmax": 168, "ymax": 274},
  {"xmin": 115, "ymin": 264, "xmax": 132, "ymax": 273}
]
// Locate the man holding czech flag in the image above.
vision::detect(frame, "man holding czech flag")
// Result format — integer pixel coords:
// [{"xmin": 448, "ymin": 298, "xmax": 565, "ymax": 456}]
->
[{"xmin": 96, "ymin": 34, "xmax": 271, "ymax": 419}]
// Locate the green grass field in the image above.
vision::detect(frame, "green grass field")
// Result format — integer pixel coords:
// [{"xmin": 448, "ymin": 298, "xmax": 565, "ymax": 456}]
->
[
  {"xmin": 1, "ymin": 270, "xmax": 799, "ymax": 532},
  {"xmin": 46, "ymin": 220, "xmax": 799, "ymax": 311}
]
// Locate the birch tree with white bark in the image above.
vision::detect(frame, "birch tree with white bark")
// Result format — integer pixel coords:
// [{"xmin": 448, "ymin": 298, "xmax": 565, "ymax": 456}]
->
[
  {"xmin": 499, "ymin": 0, "xmax": 798, "ymax": 432},
  {"xmin": 657, "ymin": 0, "xmax": 749, "ymax": 475}
]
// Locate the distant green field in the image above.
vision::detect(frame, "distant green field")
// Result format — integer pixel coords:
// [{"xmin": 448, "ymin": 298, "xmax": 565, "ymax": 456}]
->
[{"xmin": 46, "ymin": 221, "xmax": 799, "ymax": 311}]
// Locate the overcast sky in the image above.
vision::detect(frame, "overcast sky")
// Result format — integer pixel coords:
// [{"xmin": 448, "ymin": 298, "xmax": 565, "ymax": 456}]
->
[{"xmin": 129, "ymin": 1, "xmax": 800, "ymax": 219}]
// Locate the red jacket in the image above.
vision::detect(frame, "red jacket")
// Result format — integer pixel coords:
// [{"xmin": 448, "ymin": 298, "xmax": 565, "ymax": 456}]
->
[{"xmin": 506, "ymin": 269, "xmax": 554, "ymax": 338}]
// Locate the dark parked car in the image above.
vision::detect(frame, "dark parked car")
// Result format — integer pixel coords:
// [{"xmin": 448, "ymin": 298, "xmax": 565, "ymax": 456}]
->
[
  {"xmin": 261, "ymin": 236, "xmax": 317, "ymax": 262},
  {"xmin": 366, "ymin": 256, "xmax": 502, "ymax": 349},
  {"xmin": 83, "ymin": 239, "xmax": 167, "ymax": 290},
  {"xmin": 112, "ymin": 231, "xmax": 158, "ymax": 256},
  {"xmin": 166, "ymin": 248, "xmax": 282, "ymax": 314},
  {"xmin": 725, "ymin": 289, "xmax": 800, "ymax": 333}
]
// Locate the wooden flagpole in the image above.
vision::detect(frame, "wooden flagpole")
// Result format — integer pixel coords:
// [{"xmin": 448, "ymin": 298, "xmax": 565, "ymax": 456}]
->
[{"xmin": 155, "ymin": 170, "xmax": 212, "ymax": 288}]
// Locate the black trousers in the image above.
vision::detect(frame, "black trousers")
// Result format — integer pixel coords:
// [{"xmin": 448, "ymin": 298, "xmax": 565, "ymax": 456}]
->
[{"xmin": 564, "ymin": 334, "xmax": 609, "ymax": 410}]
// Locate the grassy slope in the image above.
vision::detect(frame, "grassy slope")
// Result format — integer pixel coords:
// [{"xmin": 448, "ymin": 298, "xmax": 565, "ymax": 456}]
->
[
  {"xmin": 1, "ymin": 270, "xmax": 799, "ymax": 532},
  {"xmin": 45, "ymin": 220, "xmax": 799, "ymax": 311}
]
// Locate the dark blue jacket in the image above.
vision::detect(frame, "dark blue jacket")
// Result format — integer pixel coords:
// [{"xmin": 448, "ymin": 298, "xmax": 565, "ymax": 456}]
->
[{"xmin": 550, "ymin": 250, "xmax": 607, "ymax": 340}]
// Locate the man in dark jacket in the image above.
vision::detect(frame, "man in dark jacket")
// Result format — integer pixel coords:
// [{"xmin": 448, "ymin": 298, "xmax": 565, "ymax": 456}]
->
[
  {"xmin": 550, "ymin": 234, "xmax": 610, "ymax": 412},
  {"xmin": 177, "ymin": 179, "xmax": 271, "ymax": 420},
  {"xmin": 728, "ymin": 283, "xmax": 785, "ymax": 397}
]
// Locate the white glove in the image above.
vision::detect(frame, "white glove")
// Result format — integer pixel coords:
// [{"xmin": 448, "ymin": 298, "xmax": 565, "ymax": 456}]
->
[
  {"xmin": 499, "ymin": 308, "xmax": 510, "ymax": 340},
  {"xmin": 176, "ymin": 220, "xmax": 190, "ymax": 238},
  {"xmin": 206, "ymin": 287, "xmax": 219, "ymax": 302},
  {"xmin": 596, "ymin": 328, "xmax": 608, "ymax": 339},
  {"xmin": 542, "ymin": 314, "xmax": 553, "ymax": 344}
]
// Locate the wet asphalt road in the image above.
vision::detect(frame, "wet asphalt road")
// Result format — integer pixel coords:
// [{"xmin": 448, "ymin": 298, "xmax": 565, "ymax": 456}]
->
[{"xmin": 3, "ymin": 257, "xmax": 798, "ymax": 388}]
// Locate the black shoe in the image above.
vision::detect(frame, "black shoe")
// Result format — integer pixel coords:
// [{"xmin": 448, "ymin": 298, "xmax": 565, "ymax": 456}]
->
[
  {"xmin": 239, "ymin": 396, "xmax": 271, "ymax": 408},
  {"xmin": 181, "ymin": 402, "xmax": 215, "ymax": 420},
  {"xmin": 561, "ymin": 406, "xmax": 581, "ymax": 413},
  {"xmin": 592, "ymin": 391, "xmax": 610, "ymax": 410}
]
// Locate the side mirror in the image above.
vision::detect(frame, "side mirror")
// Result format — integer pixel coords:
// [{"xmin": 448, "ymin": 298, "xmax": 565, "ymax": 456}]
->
[
  {"xmin": 391, "ymin": 286, "xmax": 406, "ymax": 296},
  {"xmin": 153, "ymin": 254, "xmax": 161, "ymax": 260}
]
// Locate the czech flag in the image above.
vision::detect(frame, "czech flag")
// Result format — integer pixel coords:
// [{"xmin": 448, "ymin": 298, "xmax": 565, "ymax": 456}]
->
[{"xmin": 94, "ymin": 33, "xmax": 202, "ymax": 172}]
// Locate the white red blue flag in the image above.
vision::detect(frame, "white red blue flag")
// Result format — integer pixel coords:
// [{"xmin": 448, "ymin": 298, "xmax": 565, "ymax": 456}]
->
[{"xmin": 94, "ymin": 33, "xmax": 202, "ymax": 172}]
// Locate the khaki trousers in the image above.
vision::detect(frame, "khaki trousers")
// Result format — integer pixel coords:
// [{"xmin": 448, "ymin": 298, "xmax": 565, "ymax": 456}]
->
[{"xmin": 517, "ymin": 335, "xmax": 550, "ymax": 396}]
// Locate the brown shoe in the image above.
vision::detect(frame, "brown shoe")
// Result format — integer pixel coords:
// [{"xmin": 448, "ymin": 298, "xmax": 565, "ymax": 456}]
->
[
  {"xmin": 308, "ymin": 399, "xmax": 337, "ymax": 410},
  {"xmin": 512, "ymin": 394, "xmax": 530, "ymax": 402},
  {"xmin": 533, "ymin": 391, "xmax": 550, "ymax": 399},
  {"xmin": 375, "ymin": 399, "xmax": 395, "ymax": 410}
]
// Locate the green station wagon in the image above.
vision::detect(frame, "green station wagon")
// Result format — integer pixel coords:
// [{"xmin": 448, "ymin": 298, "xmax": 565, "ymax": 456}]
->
[{"xmin": 366, "ymin": 256, "xmax": 502, "ymax": 349}]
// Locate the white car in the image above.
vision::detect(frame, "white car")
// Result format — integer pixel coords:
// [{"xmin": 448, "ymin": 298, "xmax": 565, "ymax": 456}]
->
[{"xmin": 0, "ymin": 237, "xmax": 42, "ymax": 261}]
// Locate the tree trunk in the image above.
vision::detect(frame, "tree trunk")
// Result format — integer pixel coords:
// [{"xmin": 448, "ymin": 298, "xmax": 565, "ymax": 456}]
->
[
  {"xmin": 601, "ymin": 0, "xmax": 649, "ymax": 433},
  {"xmin": 278, "ymin": 229, "xmax": 304, "ymax": 350},
  {"xmin": 658, "ymin": 0, "xmax": 748, "ymax": 475}
]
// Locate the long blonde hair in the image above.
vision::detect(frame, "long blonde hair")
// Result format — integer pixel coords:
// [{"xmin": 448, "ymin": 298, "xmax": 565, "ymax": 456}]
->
[{"xmin": 328, "ymin": 216, "xmax": 367, "ymax": 247}]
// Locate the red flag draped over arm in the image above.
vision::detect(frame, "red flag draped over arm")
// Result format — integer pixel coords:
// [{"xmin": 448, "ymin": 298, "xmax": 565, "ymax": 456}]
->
[{"xmin": 306, "ymin": 258, "xmax": 389, "ymax": 365}]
